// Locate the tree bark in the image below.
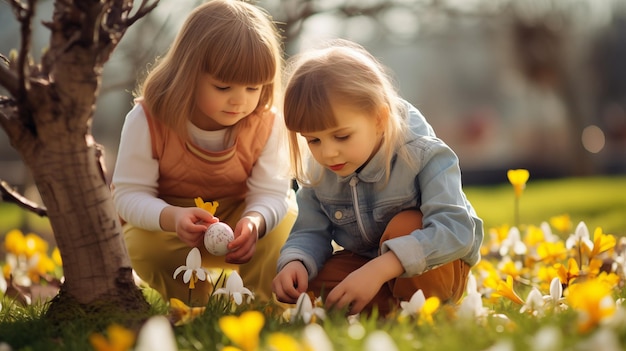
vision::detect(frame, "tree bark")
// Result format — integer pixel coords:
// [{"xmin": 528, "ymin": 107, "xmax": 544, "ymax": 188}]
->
[{"xmin": 0, "ymin": 0, "xmax": 157, "ymax": 320}]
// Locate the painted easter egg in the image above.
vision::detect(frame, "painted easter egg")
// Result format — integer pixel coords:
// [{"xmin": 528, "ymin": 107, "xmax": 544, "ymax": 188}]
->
[{"xmin": 204, "ymin": 222, "xmax": 234, "ymax": 256}]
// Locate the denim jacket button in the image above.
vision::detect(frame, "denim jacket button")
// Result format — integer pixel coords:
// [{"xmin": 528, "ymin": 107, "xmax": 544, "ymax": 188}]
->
[{"xmin": 334, "ymin": 210, "xmax": 343, "ymax": 220}]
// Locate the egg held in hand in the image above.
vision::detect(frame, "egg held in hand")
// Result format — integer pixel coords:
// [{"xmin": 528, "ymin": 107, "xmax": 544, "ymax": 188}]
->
[{"xmin": 204, "ymin": 222, "xmax": 234, "ymax": 256}]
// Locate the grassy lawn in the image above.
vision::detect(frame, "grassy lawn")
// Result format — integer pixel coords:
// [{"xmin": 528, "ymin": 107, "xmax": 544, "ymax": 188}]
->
[
  {"xmin": 464, "ymin": 175, "xmax": 626, "ymax": 236},
  {"xmin": 2, "ymin": 175, "xmax": 625, "ymax": 237},
  {"xmin": 1, "ymin": 175, "xmax": 626, "ymax": 351}
]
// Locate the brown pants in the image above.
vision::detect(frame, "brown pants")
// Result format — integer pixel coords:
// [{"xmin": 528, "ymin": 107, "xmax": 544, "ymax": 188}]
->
[{"xmin": 309, "ymin": 210, "xmax": 469, "ymax": 316}]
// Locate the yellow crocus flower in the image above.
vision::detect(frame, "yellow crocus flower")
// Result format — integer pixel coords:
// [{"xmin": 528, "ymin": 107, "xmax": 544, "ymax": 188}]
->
[
  {"xmin": 566, "ymin": 279, "xmax": 616, "ymax": 333},
  {"xmin": 219, "ymin": 311, "xmax": 265, "ymax": 351},
  {"xmin": 475, "ymin": 260, "xmax": 501, "ymax": 292},
  {"xmin": 590, "ymin": 227, "xmax": 616, "ymax": 258},
  {"xmin": 536, "ymin": 241, "xmax": 567, "ymax": 264},
  {"xmin": 507, "ymin": 169, "xmax": 530, "ymax": 198},
  {"xmin": 194, "ymin": 197, "xmax": 219, "ymax": 215},
  {"xmin": 89, "ymin": 324, "xmax": 135, "ymax": 351},
  {"xmin": 494, "ymin": 275, "xmax": 524, "ymax": 305},
  {"xmin": 595, "ymin": 271, "xmax": 620, "ymax": 288},
  {"xmin": 2, "ymin": 263, "xmax": 11, "ymax": 280},
  {"xmin": 169, "ymin": 298, "xmax": 206, "ymax": 326},
  {"xmin": 536, "ymin": 265, "xmax": 560, "ymax": 292},
  {"xmin": 419, "ymin": 296, "xmax": 441, "ymax": 325},
  {"xmin": 549, "ymin": 214, "xmax": 572, "ymax": 233},
  {"xmin": 267, "ymin": 332, "xmax": 303, "ymax": 351},
  {"xmin": 27, "ymin": 253, "xmax": 56, "ymax": 283},
  {"xmin": 498, "ymin": 259, "xmax": 522, "ymax": 280},
  {"xmin": 4, "ymin": 229, "xmax": 26, "ymax": 256},
  {"xmin": 523, "ymin": 225, "xmax": 545, "ymax": 248},
  {"xmin": 556, "ymin": 258, "xmax": 580, "ymax": 286},
  {"xmin": 24, "ymin": 233, "xmax": 48, "ymax": 258},
  {"xmin": 585, "ymin": 258, "xmax": 603, "ymax": 280},
  {"xmin": 52, "ymin": 247, "xmax": 62, "ymax": 266}
]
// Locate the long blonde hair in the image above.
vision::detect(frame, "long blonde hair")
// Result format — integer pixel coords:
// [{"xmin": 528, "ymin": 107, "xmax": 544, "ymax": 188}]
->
[
  {"xmin": 283, "ymin": 39, "xmax": 411, "ymax": 185},
  {"xmin": 137, "ymin": 0, "xmax": 283, "ymax": 140}
]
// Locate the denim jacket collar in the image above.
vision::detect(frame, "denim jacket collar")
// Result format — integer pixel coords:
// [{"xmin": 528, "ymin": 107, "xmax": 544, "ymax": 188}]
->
[{"xmin": 336, "ymin": 146, "xmax": 389, "ymax": 184}]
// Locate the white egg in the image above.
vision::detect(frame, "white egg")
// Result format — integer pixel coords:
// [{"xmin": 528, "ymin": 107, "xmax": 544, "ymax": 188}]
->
[{"xmin": 204, "ymin": 222, "xmax": 234, "ymax": 256}]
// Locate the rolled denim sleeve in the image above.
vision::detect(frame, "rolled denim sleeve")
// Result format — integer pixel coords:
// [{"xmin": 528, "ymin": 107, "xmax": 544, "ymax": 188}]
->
[
  {"xmin": 276, "ymin": 186, "xmax": 335, "ymax": 279},
  {"xmin": 381, "ymin": 137, "xmax": 478, "ymax": 276}
]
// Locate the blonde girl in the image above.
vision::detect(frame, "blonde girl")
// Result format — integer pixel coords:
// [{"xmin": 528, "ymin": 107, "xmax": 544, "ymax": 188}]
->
[
  {"xmin": 272, "ymin": 39, "xmax": 483, "ymax": 315},
  {"xmin": 112, "ymin": 0, "xmax": 296, "ymax": 306}
]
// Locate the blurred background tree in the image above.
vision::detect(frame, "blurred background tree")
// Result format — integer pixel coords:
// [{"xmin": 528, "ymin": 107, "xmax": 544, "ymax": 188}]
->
[{"xmin": 2, "ymin": 0, "xmax": 624, "ymax": 189}]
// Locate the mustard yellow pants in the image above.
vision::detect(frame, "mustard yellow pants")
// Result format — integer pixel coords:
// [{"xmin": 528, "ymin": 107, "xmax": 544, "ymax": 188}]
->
[
  {"xmin": 123, "ymin": 195, "xmax": 297, "ymax": 306},
  {"xmin": 309, "ymin": 210, "xmax": 470, "ymax": 316}
]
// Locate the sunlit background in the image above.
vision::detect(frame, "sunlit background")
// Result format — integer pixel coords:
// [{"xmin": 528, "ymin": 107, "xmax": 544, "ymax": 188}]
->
[{"xmin": 1, "ymin": 0, "xmax": 625, "ymax": 187}]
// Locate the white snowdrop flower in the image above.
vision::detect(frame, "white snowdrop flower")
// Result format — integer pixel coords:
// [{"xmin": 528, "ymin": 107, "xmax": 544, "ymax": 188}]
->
[
  {"xmin": 302, "ymin": 323, "xmax": 334, "ymax": 351},
  {"xmin": 135, "ymin": 316, "xmax": 178, "ymax": 351},
  {"xmin": 529, "ymin": 326, "xmax": 562, "ymax": 351},
  {"xmin": 399, "ymin": 289, "xmax": 426, "ymax": 317},
  {"xmin": 364, "ymin": 330, "xmax": 398, "ymax": 351},
  {"xmin": 520, "ymin": 287, "xmax": 545, "ymax": 316},
  {"xmin": 212, "ymin": 270, "xmax": 254, "ymax": 305},
  {"xmin": 458, "ymin": 291, "xmax": 490, "ymax": 320},
  {"xmin": 565, "ymin": 221, "xmax": 593, "ymax": 251},
  {"xmin": 283, "ymin": 292, "xmax": 325, "ymax": 323},
  {"xmin": 499, "ymin": 227, "xmax": 527, "ymax": 257},
  {"xmin": 173, "ymin": 247, "xmax": 206, "ymax": 289},
  {"xmin": 576, "ymin": 327, "xmax": 621, "ymax": 351}
]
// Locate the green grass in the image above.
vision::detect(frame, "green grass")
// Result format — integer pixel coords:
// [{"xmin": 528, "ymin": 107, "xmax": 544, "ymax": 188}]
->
[
  {"xmin": 0, "ymin": 203, "xmax": 52, "ymax": 236},
  {"xmin": 1, "ymin": 286, "xmax": 621, "ymax": 351},
  {"xmin": 464, "ymin": 175, "xmax": 626, "ymax": 236},
  {"xmin": 2, "ymin": 175, "xmax": 625, "ymax": 237},
  {"xmin": 1, "ymin": 175, "xmax": 626, "ymax": 351}
]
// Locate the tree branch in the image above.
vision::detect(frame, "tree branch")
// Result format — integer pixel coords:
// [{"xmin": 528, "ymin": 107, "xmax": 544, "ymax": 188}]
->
[
  {"xmin": 0, "ymin": 96, "xmax": 36, "ymax": 156},
  {"xmin": 11, "ymin": 0, "xmax": 36, "ymax": 98},
  {"xmin": 101, "ymin": 0, "xmax": 159, "ymax": 40},
  {"xmin": 0, "ymin": 63, "xmax": 19, "ymax": 97},
  {"xmin": 125, "ymin": 0, "xmax": 160, "ymax": 27},
  {"xmin": 0, "ymin": 180, "xmax": 48, "ymax": 217},
  {"xmin": 5, "ymin": 0, "xmax": 37, "ymax": 130}
]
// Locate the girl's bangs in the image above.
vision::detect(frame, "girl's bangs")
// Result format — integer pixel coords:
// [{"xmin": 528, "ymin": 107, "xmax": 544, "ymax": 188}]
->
[
  {"xmin": 205, "ymin": 30, "xmax": 275, "ymax": 85},
  {"xmin": 284, "ymin": 81, "xmax": 338, "ymax": 133}
]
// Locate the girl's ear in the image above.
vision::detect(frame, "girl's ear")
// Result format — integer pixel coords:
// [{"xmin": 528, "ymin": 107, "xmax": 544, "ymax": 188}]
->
[{"xmin": 376, "ymin": 104, "xmax": 390, "ymax": 133}]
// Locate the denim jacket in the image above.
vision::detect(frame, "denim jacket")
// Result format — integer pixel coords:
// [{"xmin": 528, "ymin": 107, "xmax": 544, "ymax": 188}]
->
[{"xmin": 276, "ymin": 102, "xmax": 484, "ymax": 279}]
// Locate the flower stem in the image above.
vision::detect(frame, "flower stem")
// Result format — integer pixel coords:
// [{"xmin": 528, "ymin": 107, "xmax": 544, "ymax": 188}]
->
[{"xmin": 514, "ymin": 196, "xmax": 520, "ymax": 228}]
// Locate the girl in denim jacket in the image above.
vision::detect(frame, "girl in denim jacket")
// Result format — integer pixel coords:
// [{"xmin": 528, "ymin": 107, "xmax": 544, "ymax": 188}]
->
[{"xmin": 272, "ymin": 39, "xmax": 484, "ymax": 316}]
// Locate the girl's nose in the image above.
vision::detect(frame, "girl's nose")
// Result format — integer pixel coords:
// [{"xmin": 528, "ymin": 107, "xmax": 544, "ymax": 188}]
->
[
  {"xmin": 321, "ymin": 143, "xmax": 339, "ymax": 159},
  {"xmin": 228, "ymin": 88, "xmax": 246, "ymax": 105}
]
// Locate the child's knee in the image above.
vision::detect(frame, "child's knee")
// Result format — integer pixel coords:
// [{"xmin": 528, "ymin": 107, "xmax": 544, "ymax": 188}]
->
[{"xmin": 381, "ymin": 209, "xmax": 423, "ymax": 241}]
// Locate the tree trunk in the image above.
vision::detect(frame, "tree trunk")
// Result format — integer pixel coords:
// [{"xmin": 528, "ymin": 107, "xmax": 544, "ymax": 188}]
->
[{"xmin": 0, "ymin": 0, "xmax": 156, "ymax": 321}]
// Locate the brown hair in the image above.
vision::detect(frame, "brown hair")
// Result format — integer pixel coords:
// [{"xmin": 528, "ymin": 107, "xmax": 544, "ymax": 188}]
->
[
  {"xmin": 283, "ymin": 39, "xmax": 411, "ymax": 184},
  {"xmin": 137, "ymin": 0, "xmax": 283, "ymax": 140}
]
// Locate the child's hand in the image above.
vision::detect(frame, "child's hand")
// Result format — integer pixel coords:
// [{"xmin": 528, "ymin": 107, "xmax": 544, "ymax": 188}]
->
[
  {"xmin": 325, "ymin": 251, "xmax": 404, "ymax": 314},
  {"xmin": 272, "ymin": 260, "xmax": 308, "ymax": 303},
  {"xmin": 324, "ymin": 266, "xmax": 382, "ymax": 315},
  {"xmin": 225, "ymin": 215, "xmax": 260, "ymax": 264},
  {"xmin": 161, "ymin": 206, "xmax": 218, "ymax": 248}
]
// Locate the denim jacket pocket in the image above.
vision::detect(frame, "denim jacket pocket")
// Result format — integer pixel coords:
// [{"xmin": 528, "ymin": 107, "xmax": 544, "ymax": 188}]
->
[
  {"xmin": 372, "ymin": 195, "xmax": 419, "ymax": 224},
  {"xmin": 320, "ymin": 203, "xmax": 356, "ymax": 226}
]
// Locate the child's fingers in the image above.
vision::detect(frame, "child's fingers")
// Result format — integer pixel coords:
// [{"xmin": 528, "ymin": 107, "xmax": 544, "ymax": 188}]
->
[
  {"xmin": 274, "ymin": 277, "xmax": 301, "ymax": 303},
  {"xmin": 194, "ymin": 208, "xmax": 218, "ymax": 224}
]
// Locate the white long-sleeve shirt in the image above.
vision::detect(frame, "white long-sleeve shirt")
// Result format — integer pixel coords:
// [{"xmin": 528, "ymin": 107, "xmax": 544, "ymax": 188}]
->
[{"xmin": 111, "ymin": 104, "xmax": 291, "ymax": 232}]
